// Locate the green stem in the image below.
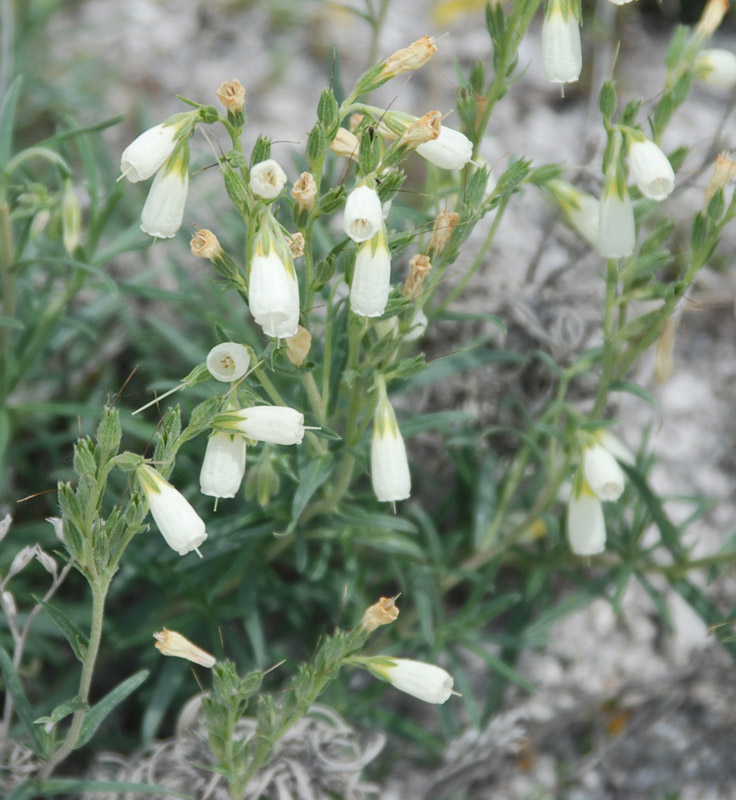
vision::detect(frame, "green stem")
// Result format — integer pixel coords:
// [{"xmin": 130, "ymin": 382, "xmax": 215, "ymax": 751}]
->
[
  {"xmin": 38, "ymin": 579, "xmax": 108, "ymax": 780},
  {"xmin": 591, "ymin": 259, "xmax": 619, "ymax": 417},
  {"xmin": 254, "ymin": 367, "xmax": 287, "ymax": 406}
]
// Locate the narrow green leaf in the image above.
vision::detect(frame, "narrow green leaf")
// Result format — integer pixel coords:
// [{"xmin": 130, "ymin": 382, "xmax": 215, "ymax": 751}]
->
[
  {"xmin": 0, "ymin": 75, "xmax": 23, "ymax": 165},
  {"xmin": 35, "ymin": 700, "xmax": 88, "ymax": 725},
  {"xmin": 76, "ymin": 670, "xmax": 149, "ymax": 749},
  {"xmin": 461, "ymin": 638, "xmax": 535, "ymax": 693},
  {"xmin": 0, "ymin": 315, "xmax": 24, "ymax": 330},
  {"xmin": 608, "ymin": 380, "xmax": 662, "ymax": 425},
  {"xmin": 33, "ymin": 779, "xmax": 195, "ymax": 798},
  {"xmin": 33, "ymin": 596, "xmax": 89, "ymax": 662},
  {"xmin": 0, "ymin": 645, "xmax": 45, "ymax": 754},
  {"xmin": 288, "ymin": 455, "xmax": 332, "ymax": 533}
]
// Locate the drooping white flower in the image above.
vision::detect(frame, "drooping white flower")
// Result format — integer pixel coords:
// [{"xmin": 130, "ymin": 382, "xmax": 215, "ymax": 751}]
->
[
  {"xmin": 371, "ymin": 657, "xmax": 455, "ymax": 704},
  {"xmin": 566, "ymin": 480, "xmax": 606, "ymax": 556},
  {"xmin": 548, "ymin": 180, "xmax": 599, "ymax": 247},
  {"xmin": 342, "ymin": 185, "xmax": 383, "ymax": 243},
  {"xmin": 206, "ymin": 342, "xmax": 250, "ymax": 382},
  {"xmin": 140, "ymin": 160, "xmax": 189, "ymax": 239},
  {"xmin": 416, "ymin": 125, "xmax": 473, "ymax": 170},
  {"xmin": 200, "ymin": 431, "xmax": 247, "ymax": 499},
  {"xmin": 250, "ymin": 159, "xmax": 288, "ymax": 200},
  {"xmin": 595, "ymin": 430, "xmax": 634, "ymax": 466},
  {"xmin": 249, "ymin": 238, "xmax": 300, "ymax": 339},
  {"xmin": 371, "ymin": 380, "xmax": 411, "ymax": 502},
  {"xmin": 582, "ymin": 443, "xmax": 626, "ymax": 501},
  {"xmin": 350, "ymin": 226, "xmax": 392, "ymax": 318},
  {"xmin": 696, "ymin": 49, "xmax": 736, "ymax": 88},
  {"xmin": 606, "ymin": 0, "xmax": 637, "ymax": 6},
  {"xmin": 628, "ymin": 138, "xmax": 675, "ymax": 201},
  {"xmin": 153, "ymin": 628, "xmax": 216, "ymax": 667},
  {"xmin": 137, "ymin": 465, "xmax": 207, "ymax": 556},
  {"xmin": 598, "ymin": 173, "xmax": 635, "ymax": 258},
  {"xmin": 541, "ymin": 0, "xmax": 582, "ymax": 84},
  {"xmin": 403, "ymin": 309, "xmax": 428, "ymax": 342},
  {"xmin": 120, "ymin": 121, "xmax": 183, "ymax": 183},
  {"xmin": 221, "ymin": 406, "xmax": 305, "ymax": 445}
]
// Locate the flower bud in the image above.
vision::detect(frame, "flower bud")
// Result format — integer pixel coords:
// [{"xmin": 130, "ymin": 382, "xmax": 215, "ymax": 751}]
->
[
  {"xmin": 705, "ymin": 152, "xmax": 736, "ymax": 203},
  {"xmin": 402, "ymin": 254, "xmax": 432, "ymax": 299},
  {"xmin": 285, "ymin": 325, "xmax": 312, "ymax": 366},
  {"xmin": 696, "ymin": 49, "xmax": 736, "ymax": 88},
  {"xmin": 396, "ymin": 111, "xmax": 442, "ymax": 151},
  {"xmin": 369, "ymin": 657, "xmax": 454, "ymax": 704},
  {"xmin": 153, "ymin": 628, "xmax": 216, "ymax": 667},
  {"xmin": 371, "ymin": 380, "xmax": 411, "ymax": 502},
  {"xmin": 598, "ymin": 172, "xmax": 635, "ymax": 258},
  {"xmin": 567, "ymin": 481, "xmax": 606, "ymax": 556},
  {"xmin": 61, "ymin": 180, "xmax": 82, "ymax": 255},
  {"xmin": 200, "ymin": 431, "xmax": 247, "ymax": 499},
  {"xmin": 206, "ymin": 342, "xmax": 250, "ymax": 382},
  {"xmin": 628, "ymin": 137, "xmax": 675, "ymax": 201},
  {"xmin": 361, "ymin": 596, "xmax": 400, "ymax": 633},
  {"xmin": 330, "ymin": 127, "xmax": 361, "ymax": 161},
  {"xmin": 541, "ymin": 0, "xmax": 582, "ymax": 84},
  {"xmin": 190, "ymin": 228, "xmax": 222, "ymax": 259},
  {"xmin": 250, "ymin": 159, "xmax": 288, "ymax": 201},
  {"xmin": 343, "ymin": 185, "xmax": 383, "ymax": 243},
  {"xmin": 428, "ymin": 209, "xmax": 459, "ymax": 254},
  {"xmin": 291, "ymin": 171, "xmax": 318, "ymax": 211},
  {"xmin": 379, "ymin": 35, "xmax": 437, "ymax": 80},
  {"xmin": 216, "ymin": 79, "xmax": 246, "ymax": 112},
  {"xmin": 416, "ymin": 125, "xmax": 473, "ymax": 170}
]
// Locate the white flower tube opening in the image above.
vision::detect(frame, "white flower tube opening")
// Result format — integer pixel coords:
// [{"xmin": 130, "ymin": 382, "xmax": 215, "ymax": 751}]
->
[
  {"xmin": 373, "ymin": 658, "xmax": 455, "ymax": 704},
  {"xmin": 541, "ymin": 0, "xmax": 582, "ymax": 84},
  {"xmin": 140, "ymin": 162, "xmax": 189, "ymax": 239},
  {"xmin": 371, "ymin": 383, "xmax": 411, "ymax": 502},
  {"xmin": 598, "ymin": 177, "xmax": 635, "ymax": 258},
  {"xmin": 415, "ymin": 125, "xmax": 473, "ymax": 170},
  {"xmin": 250, "ymin": 159, "xmax": 288, "ymax": 200},
  {"xmin": 206, "ymin": 342, "xmax": 251, "ymax": 382},
  {"xmin": 223, "ymin": 405, "xmax": 305, "ymax": 445},
  {"xmin": 249, "ymin": 241, "xmax": 300, "ymax": 339},
  {"xmin": 120, "ymin": 122, "xmax": 182, "ymax": 183},
  {"xmin": 342, "ymin": 185, "xmax": 383, "ymax": 243},
  {"xmin": 582, "ymin": 443, "xmax": 626, "ymax": 501},
  {"xmin": 566, "ymin": 481, "xmax": 606, "ymax": 556},
  {"xmin": 200, "ymin": 431, "xmax": 247, "ymax": 499},
  {"xmin": 138, "ymin": 465, "xmax": 207, "ymax": 556},
  {"xmin": 350, "ymin": 227, "xmax": 392, "ymax": 318},
  {"xmin": 627, "ymin": 139, "xmax": 675, "ymax": 201}
]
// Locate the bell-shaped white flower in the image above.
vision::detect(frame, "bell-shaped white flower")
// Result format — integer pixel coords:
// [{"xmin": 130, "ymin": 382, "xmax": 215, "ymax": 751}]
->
[
  {"xmin": 566, "ymin": 480, "xmax": 606, "ymax": 556},
  {"xmin": 548, "ymin": 180, "xmax": 599, "ymax": 247},
  {"xmin": 582, "ymin": 442, "xmax": 626, "ymax": 501},
  {"xmin": 120, "ymin": 122, "xmax": 183, "ymax": 183},
  {"xmin": 598, "ymin": 173, "xmax": 635, "ymax": 258},
  {"xmin": 541, "ymin": 0, "xmax": 582, "ymax": 84},
  {"xmin": 343, "ymin": 185, "xmax": 383, "ymax": 243},
  {"xmin": 137, "ymin": 465, "xmax": 207, "ymax": 556},
  {"xmin": 696, "ymin": 49, "xmax": 736, "ymax": 88},
  {"xmin": 628, "ymin": 138, "xmax": 675, "ymax": 201},
  {"xmin": 371, "ymin": 657, "xmax": 455, "ymax": 704},
  {"xmin": 140, "ymin": 160, "xmax": 189, "ymax": 239},
  {"xmin": 206, "ymin": 342, "xmax": 251, "ymax": 382},
  {"xmin": 250, "ymin": 159, "xmax": 288, "ymax": 200},
  {"xmin": 200, "ymin": 431, "xmax": 247, "ymax": 499},
  {"xmin": 249, "ymin": 237, "xmax": 300, "ymax": 339},
  {"xmin": 222, "ymin": 405, "xmax": 305, "ymax": 445},
  {"xmin": 351, "ymin": 226, "xmax": 392, "ymax": 318},
  {"xmin": 371, "ymin": 379, "xmax": 411, "ymax": 502},
  {"xmin": 415, "ymin": 125, "xmax": 473, "ymax": 170}
]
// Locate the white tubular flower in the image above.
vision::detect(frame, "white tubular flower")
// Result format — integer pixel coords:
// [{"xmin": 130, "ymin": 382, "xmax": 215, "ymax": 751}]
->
[
  {"xmin": 153, "ymin": 629, "xmax": 216, "ymax": 668},
  {"xmin": 607, "ymin": 0, "xmax": 636, "ymax": 5},
  {"xmin": 549, "ymin": 181, "xmax": 599, "ymax": 247},
  {"xmin": 249, "ymin": 239, "xmax": 300, "ymax": 339},
  {"xmin": 541, "ymin": 0, "xmax": 582, "ymax": 84},
  {"xmin": 140, "ymin": 161, "xmax": 189, "ymax": 239},
  {"xmin": 138, "ymin": 465, "xmax": 207, "ymax": 556},
  {"xmin": 415, "ymin": 125, "xmax": 473, "ymax": 170},
  {"xmin": 598, "ymin": 175, "xmax": 635, "ymax": 258},
  {"xmin": 250, "ymin": 159, "xmax": 288, "ymax": 200},
  {"xmin": 403, "ymin": 309, "xmax": 428, "ymax": 342},
  {"xmin": 566, "ymin": 481, "xmax": 606, "ymax": 556},
  {"xmin": 120, "ymin": 122, "xmax": 182, "ymax": 183},
  {"xmin": 223, "ymin": 406, "xmax": 305, "ymax": 445},
  {"xmin": 343, "ymin": 185, "xmax": 383, "ymax": 243},
  {"xmin": 582, "ymin": 443, "xmax": 626, "ymax": 501},
  {"xmin": 350, "ymin": 226, "xmax": 392, "ymax": 318},
  {"xmin": 206, "ymin": 342, "xmax": 250, "ymax": 382},
  {"xmin": 371, "ymin": 381, "xmax": 411, "ymax": 502},
  {"xmin": 200, "ymin": 431, "xmax": 247, "ymax": 499},
  {"xmin": 696, "ymin": 49, "xmax": 736, "ymax": 88},
  {"xmin": 628, "ymin": 138, "xmax": 675, "ymax": 201},
  {"xmin": 373, "ymin": 658, "xmax": 454, "ymax": 704},
  {"xmin": 595, "ymin": 430, "xmax": 635, "ymax": 466}
]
